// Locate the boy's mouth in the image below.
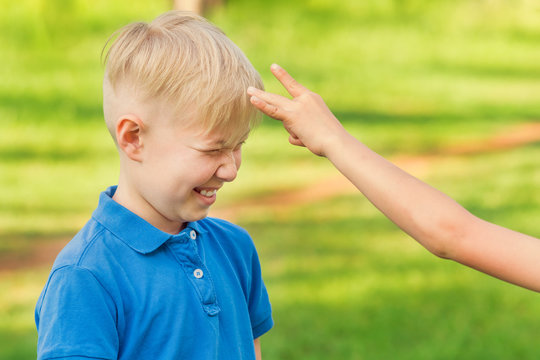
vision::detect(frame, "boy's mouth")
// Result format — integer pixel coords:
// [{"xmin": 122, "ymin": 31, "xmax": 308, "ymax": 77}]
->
[{"xmin": 194, "ymin": 188, "xmax": 218, "ymax": 198}]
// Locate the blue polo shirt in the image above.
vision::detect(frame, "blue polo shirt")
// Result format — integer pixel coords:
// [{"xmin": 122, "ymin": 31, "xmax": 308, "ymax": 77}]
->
[{"xmin": 35, "ymin": 186, "xmax": 273, "ymax": 359}]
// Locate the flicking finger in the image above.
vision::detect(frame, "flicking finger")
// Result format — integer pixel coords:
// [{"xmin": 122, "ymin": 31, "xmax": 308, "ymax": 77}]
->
[
  {"xmin": 289, "ymin": 134, "xmax": 305, "ymax": 147},
  {"xmin": 249, "ymin": 95, "xmax": 284, "ymax": 121},
  {"xmin": 270, "ymin": 64, "xmax": 308, "ymax": 98},
  {"xmin": 247, "ymin": 86, "xmax": 290, "ymax": 108}
]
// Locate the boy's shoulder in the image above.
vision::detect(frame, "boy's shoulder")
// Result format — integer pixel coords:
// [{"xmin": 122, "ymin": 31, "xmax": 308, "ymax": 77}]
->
[
  {"xmin": 53, "ymin": 216, "xmax": 254, "ymax": 267},
  {"xmin": 197, "ymin": 216, "xmax": 249, "ymax": 235},
  {"xmin": 49, "ymin": 214, "xmax": 256, "ymax": 276},
  {"xmin": 50, "ymin": 217, "xmax": 111, "ymax": 271},
  {"xmin": 195, "ymin": 216, "xmax": 254, "ymax": 247}
]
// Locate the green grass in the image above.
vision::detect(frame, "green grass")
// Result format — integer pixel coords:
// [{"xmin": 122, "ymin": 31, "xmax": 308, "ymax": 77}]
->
[
  {"xmin": 1, "ymin": 0, "xmax": 540, "ymax": 358},
  {"xmin": 252, "ymin": 144, "xmax": 540, "ymax": 359}
]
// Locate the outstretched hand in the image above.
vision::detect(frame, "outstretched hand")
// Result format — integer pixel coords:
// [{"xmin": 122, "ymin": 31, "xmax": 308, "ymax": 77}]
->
[{"xmin": 247, "ymin": 64, "xmax": 347, "ymax": 157}]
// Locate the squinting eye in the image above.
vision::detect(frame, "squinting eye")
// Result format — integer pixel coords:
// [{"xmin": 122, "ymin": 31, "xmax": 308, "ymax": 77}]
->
[{"xmin": 197, "ymin": 147, "xmax": 221, "ymax": 155}]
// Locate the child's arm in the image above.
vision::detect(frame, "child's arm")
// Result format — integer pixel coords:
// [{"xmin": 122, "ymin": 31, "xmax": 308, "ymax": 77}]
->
[
  {"xmin": 254, "ymin": 338, "xmax": 262, "ymax": 360},
  {"xmin": 247, "ymin": 64, "xmax": 540, "ymax": 292}
]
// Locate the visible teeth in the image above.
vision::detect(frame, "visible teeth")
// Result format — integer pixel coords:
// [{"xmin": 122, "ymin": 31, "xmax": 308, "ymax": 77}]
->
[{"xmin": 199, "ymin": 189, "xmax": 216, "ymax": 197}]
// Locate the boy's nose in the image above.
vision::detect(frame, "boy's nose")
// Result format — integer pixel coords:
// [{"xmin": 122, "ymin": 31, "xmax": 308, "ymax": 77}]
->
[{"xmin": 216, "ymin": 152, "xmax": 238, "ymax": 182}]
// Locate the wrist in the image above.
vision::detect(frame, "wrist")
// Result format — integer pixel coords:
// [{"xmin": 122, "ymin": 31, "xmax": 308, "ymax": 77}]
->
[{"xmin": 322, "ymin": 126, "xmax": 355, "ymax": 159}]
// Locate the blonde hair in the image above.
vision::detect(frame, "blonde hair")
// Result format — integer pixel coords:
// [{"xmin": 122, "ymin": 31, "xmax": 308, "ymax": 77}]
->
[{"xmin": 102, "ymin": 11, "xmax": 263, "ymax": 145}]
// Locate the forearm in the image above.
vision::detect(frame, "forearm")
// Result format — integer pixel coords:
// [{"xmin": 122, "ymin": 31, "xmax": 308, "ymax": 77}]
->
[
  {"xmin": 326, "ymin": 132, "xmax": 472, "ymax": 258},
  {"xmin": 254, "ymin": 338, "xmax": 261, "ymax": 360},
  {"xmin": 324, "ymin": 132, "xmax": 540, "ymax": 291},
  {"xmin": 248, "ymin": 65, "xmax": 540, "ymax": 291}
]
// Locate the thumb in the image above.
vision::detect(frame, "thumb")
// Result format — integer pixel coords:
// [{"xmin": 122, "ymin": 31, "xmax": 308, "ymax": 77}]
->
[{"xmin": 289, "ymin": 134, "xmax": 305, "ymax": 147}]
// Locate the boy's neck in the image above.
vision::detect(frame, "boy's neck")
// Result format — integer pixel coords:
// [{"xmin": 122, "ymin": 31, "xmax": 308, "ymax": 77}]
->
[{"xmin": 112, "ymin": 183, "xmax": 186, "ymax": 234}]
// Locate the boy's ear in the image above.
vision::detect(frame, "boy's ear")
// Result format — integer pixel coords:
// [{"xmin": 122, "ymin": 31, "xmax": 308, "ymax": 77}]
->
[{"xmin": 116, "ymin": 115, "xmax": 145, "ymax": 162}]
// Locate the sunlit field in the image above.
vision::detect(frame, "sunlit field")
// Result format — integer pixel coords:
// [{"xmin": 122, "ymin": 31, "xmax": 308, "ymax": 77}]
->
[{"xmin": 1, "ymin": 0, "xmax": 539, "ymax": 358}]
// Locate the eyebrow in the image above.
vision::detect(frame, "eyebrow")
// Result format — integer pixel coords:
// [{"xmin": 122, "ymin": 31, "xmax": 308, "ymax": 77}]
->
[{"xmin": 208, "ymin": 131, "xmax": 250, "ymax": 147}]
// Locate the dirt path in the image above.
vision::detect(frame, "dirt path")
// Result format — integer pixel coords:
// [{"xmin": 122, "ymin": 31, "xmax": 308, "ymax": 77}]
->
[
  {"xmin": 0, "ymin": 235, "xmax": 73, "ymax": 273},
  {"xmin": 211, "ymin": 121, "xmax": 540, "ymax": 220},
  {"xmin": 2, "ymin": 121, "xmax": 539, "ymax": 272}
]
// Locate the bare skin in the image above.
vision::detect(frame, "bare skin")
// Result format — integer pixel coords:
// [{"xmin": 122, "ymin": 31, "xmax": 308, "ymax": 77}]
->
[
  {"xmin": 247, "ymin": 64, "xmax": 540, "ymax": 292},
  {"xmin": 254, "ymin": 338, "xmax": 261, "ymax": 360}
]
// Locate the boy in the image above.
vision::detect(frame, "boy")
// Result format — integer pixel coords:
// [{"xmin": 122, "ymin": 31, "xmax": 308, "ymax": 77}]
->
[
  {"xmin": 248, "ymin": 64, "xmax": 540, "ymax": 292},
  {"xmin": 35, "ymin": 11, "xmax": 273, "ymax": 359}
]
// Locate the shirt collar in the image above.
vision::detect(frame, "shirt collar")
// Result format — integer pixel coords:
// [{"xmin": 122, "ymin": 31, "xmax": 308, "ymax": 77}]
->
[{"xmin": 91, "ymin": 186, "xmax": 207, "ymax": 254}]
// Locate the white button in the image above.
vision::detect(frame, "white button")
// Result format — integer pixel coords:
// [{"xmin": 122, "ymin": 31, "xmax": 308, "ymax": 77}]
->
[
  {"xmin": 193, "ymin": 269, "xmax": 204, "ymax": 279},
  {"xmin": 190, "ymin": 230, "xmax": 197, "ymax": 240}
]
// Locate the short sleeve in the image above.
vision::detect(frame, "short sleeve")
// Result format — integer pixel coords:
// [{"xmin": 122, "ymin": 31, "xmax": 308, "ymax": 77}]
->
[
  {"xmin": 35, "ymin": 265, "xmax": 118, "ymax": 360},
  {"xmin": 247, "ymin": 247, "xmax": 274, "ymax": 339}
]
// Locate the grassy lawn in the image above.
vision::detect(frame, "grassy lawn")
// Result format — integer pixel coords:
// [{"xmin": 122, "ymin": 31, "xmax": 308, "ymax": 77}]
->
[
  {"xmin": 1, "ymin": 0, "xmax": 539, "ymax": 358},
  {"xmin": 251, "ymin": 144, "xmax": 540, "ymax": 359}
]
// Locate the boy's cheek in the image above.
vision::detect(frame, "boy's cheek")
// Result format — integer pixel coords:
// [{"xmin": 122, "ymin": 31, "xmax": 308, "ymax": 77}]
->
[{"xmin": 235, "ymin": 151, "xmax": 242, "ymax": 169}]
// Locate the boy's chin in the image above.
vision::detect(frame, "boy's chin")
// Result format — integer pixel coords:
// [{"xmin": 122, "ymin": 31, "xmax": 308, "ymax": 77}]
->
[{"xmin": 183, "ymin": 209, "xmax": 211, "ymax": 223}]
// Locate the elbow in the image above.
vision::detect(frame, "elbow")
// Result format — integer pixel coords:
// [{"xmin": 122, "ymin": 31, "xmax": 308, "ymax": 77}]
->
[
  {"xmin": 422, "ymin": 234, "xmax": 454, "ymax": 260},
  {"xmin": 419, "ymin": 211, "xmax": 476, "ymax": 261}
]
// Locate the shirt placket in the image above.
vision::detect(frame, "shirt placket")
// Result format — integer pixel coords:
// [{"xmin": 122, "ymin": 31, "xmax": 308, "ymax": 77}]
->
[{"xmin": 167, "ymin": 229, "xmax": 221, "ymax": 317}]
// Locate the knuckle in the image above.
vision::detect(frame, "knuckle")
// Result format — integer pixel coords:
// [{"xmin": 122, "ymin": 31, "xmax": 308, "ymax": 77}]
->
[
  {"xmin": 307, "ymin": 91, "xmax": 322, "ymax": 102},
  {"xmin": 286, "ymin": 78, "xmax": 297, "ymax": 88},
  {"xmin": 297, "ymin": 93, "xmax": 311, "ymax": 103},
  {"xmin": 267, "ymin": 105, "xmax": 279, "ymax": 117},
  {"xmin": 307, "ymin": 91, "xmax": 318, "ymax": 98}
]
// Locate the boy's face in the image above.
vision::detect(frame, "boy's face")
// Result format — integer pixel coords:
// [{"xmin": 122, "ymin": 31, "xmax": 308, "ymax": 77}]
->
[{"xmin": 132, "ymin": 114, "xmax": 247, "ymax": 234}]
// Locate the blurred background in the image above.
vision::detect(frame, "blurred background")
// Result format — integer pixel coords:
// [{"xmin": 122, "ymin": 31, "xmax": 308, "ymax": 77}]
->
[{"xmin": 1, "ymin": 0, "xmax": 540, "ymax": 358}]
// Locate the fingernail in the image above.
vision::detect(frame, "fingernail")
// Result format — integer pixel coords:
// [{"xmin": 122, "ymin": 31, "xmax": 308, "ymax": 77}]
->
[
  {"xmin": 250, "ymin": 96, "xmax": 260, "ymax": 103},
  {"xmin": 270, "ymin": 63, "xmax": 281, "ymax": 71},
  {"xmin": 247, "ymin": 86, "xmax": 256, "ymax": 95}
]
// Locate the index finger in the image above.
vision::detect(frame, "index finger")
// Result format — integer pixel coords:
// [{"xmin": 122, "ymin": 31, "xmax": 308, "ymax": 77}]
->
[{"xmin": 270, "ymin": 64, "xmax": 308, "ymax": 98}]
